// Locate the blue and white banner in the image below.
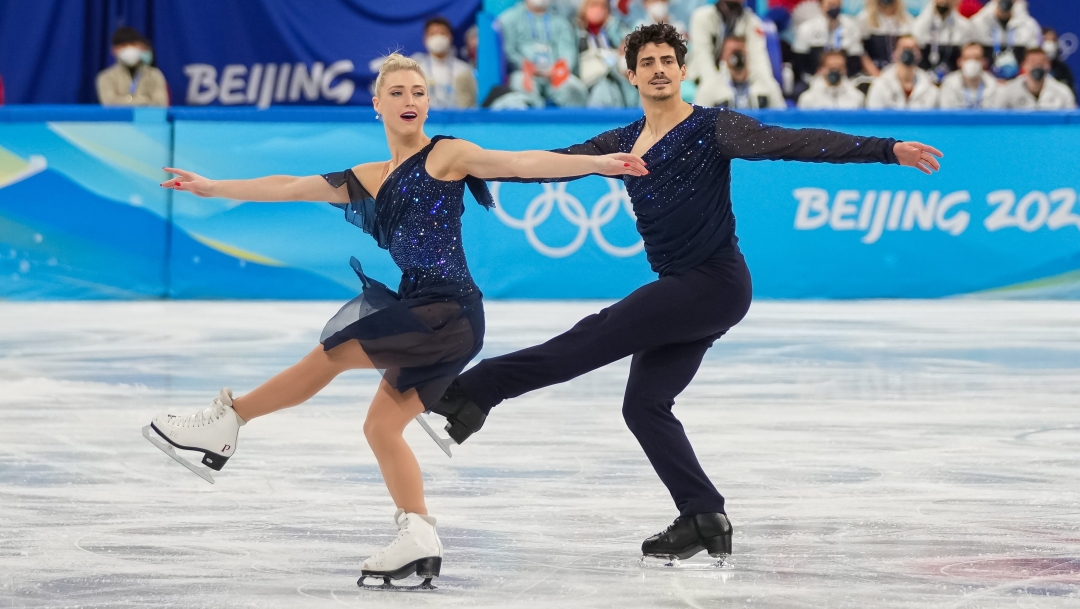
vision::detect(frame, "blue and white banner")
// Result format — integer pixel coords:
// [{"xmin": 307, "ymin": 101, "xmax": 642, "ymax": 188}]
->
[{"xmin": 2, "ymin": 107, "xmax": 1079, "ymax": 300}]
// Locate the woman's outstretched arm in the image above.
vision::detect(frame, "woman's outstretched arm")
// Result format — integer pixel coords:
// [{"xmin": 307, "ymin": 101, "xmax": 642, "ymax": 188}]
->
[
  {"xmin": 428, "ymin": 139, "xmax": 648, "ymax": 182},
  {"xmin": 161, "ymin": 167, "xmax": 350, "ymax": 203}
]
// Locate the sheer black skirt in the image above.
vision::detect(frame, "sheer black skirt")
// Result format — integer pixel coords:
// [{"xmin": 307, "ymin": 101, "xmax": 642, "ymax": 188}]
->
[{"xmin": 320, "ymin": 258, "xmax": 485, "ymax": 409}]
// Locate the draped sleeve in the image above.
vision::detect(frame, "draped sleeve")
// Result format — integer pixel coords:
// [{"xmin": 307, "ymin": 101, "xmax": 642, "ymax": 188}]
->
[
  {"xmin": 323, "ymin": 168, "xmax": 378, "ymax": 236},
  {"xmin": 714, "ymin": 110, "xmax": 900, "ymax": 165}
]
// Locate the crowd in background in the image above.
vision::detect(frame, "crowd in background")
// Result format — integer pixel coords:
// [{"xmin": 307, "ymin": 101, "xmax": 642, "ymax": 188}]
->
[
  {"xmin": 487, "ymin": 0, "xmax": 1076, "ymax": 110},
  {"xmin": 27, "ymin": 0, "xmax": 1073, "ymax": 111}
]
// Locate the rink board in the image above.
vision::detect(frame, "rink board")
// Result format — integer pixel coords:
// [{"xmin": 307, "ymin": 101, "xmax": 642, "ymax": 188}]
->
[{"xmin": 1, "ymin": 107, "xmax": 1079, "ymax": 299}]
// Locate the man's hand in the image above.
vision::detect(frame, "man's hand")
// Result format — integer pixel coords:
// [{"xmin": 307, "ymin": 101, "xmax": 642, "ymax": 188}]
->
[
  {"xmin": 161, "ymin": 167, "xmax": 215, "ymax": 197},
  {"xmin": 894, "ymin": 142, "xmax": 943, "ymax": 175},
  {"xmin": 594, "ymin": 153, "xmax": 649, "ymax": 177}
]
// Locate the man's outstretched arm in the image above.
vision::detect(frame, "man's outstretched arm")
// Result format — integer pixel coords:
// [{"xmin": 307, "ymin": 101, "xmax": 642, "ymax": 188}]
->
[{"xmin": 715, "ymin": 110, "xmax": 942, "ymax": 175}]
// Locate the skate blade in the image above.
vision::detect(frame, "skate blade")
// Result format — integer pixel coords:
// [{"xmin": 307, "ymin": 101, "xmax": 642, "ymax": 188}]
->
[
  {"xmin": 639, "ymin": 555, "xmax": 732, "ymax": 570},
  {"xmin": 357, "ymin": 575, "xmax": 437, "ymax": 591},
  {"xmin": 414, "ymin": 414, "xmax": 454, "ymax": 458},
  {"xmin": 142, "ymin": 425, "xmax": 215, "ymax": 484}
]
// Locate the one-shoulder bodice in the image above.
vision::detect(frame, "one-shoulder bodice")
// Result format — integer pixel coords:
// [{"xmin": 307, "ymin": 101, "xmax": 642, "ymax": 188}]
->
[{"xmin": 324, "ymin": 136, "xmax": 493, "ymax": 296}]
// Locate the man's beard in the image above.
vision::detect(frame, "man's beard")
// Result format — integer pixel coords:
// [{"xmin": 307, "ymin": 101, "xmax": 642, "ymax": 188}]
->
[{"xmin": 644, "ymin": 88, "xmax": 677, "ymax": 102}]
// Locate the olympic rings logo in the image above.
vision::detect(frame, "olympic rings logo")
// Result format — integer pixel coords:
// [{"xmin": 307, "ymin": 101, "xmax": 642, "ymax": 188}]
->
[{"xmin": 489, "ymin": 179, "xmax": 644, "ymax": 258}]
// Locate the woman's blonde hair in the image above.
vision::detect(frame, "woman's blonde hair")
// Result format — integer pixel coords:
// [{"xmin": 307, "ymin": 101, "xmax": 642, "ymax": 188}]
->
[
  {"xmin": 374, "ymin": 52, "xmax": 426, "ymax": 95},
  {"xmin": 866, "ymin": 0, "xmax": 909, "ymax": 29}
]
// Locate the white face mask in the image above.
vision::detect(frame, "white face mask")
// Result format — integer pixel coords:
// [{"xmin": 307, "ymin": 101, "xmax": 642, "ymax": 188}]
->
[
  {"xmin": 425, "ymin": 34, "xmax": 452, "ymax": 56},
  {"xmin": 117, "ymin": 46, "xmax": 142, "ymax": 67},
  {"xmin": 646, "ymin": 2, "xmax": 670, "ymax": 21},
  {"xmin": 961, "ymin": 59, "xmax": 983, "ymax": 79},
  {"xmin": 1042, "ymin": 41, "xmax": 1059, "ymax": 59},
  {"xmin": 526, "ymin": 0, "xmax": 550, "ymax": 10}
]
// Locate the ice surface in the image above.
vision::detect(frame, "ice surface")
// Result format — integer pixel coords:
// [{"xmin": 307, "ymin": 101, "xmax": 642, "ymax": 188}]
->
[{"xmin": 1, "ymin": 300, "xmax": 1078, "ymax": 608}]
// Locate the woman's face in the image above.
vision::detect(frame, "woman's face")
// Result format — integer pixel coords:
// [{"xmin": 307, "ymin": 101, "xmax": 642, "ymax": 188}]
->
[
  {"xmin": 584, "ymin": 0, "xmax": 609, "ymax": 25},
  {"xmin": 373, "ymin": 70, "xmax": 430, "ymax": 137}
]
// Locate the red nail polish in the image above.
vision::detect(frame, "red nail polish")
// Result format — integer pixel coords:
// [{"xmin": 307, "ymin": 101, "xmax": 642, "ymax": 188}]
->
[
  {"xmin": 175, "ymin": 182, "xmax": 181, "ymax": 186},
  {"xmin": 624, "ymin": 163, "xmax": 630, "ymax": 167}
]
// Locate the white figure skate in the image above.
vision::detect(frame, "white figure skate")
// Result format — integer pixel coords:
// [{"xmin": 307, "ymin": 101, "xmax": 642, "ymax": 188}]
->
[
  {"xmin": 358, "ymin": 509, "xmax": 443, "ymax": 591},
  {"xmin": 143, "ymin": 388, "xmax": 245, "ymax": 484}
]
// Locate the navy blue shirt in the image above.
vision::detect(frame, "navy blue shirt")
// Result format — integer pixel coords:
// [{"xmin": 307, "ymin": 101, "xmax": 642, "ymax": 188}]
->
[{"xmin": 556, "ymin": 106, "xmax": 899, "ymax": 277}]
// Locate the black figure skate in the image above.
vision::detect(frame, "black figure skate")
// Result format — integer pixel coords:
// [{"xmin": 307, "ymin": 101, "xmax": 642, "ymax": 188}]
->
[
  {"xmin": 640, "ymin": 512, "xmax": 733, "ymax": 569},
  {"xmin": 415, "ymin": 380, "xmax": 487, "ymax": 456}
]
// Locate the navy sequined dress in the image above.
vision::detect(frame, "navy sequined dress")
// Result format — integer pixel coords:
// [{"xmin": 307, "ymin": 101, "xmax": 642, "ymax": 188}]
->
[{"xmin": 320, "ymin": 136, "xmax": 492, "ymax": 408}]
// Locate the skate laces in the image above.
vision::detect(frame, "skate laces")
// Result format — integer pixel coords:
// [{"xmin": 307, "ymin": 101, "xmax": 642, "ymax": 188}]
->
[{"xmin": 168, "ymin": 397, "xmax": 228, "ymax": 428}]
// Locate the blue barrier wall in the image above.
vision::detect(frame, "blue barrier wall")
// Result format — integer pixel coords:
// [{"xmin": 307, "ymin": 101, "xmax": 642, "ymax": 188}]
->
[{"xmin": 2, "ymin": 106, "xmax": 1079, "ymax": 300}]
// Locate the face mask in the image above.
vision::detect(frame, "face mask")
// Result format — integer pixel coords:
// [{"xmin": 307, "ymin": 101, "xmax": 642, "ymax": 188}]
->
[
  {"xmin": 1043, "ymin": 41, "xmax": 1059, "ymax": 59},
  {"xmin": 826, "ymin": 7, "xmax": 842, "ymax": 19},
  {"xmin": 723, "ymin": 1, "xmax": 743, "ymax": 15},
  {"xmin": 425, "ymin": 34, "xmax": 451, "ymax": 56},
  {"xmin": 936, "ymin": 2, "xmax": 951, "ymax": 17},
  {"xmin": 1030, "ymin": 67, "xmax": 1047, "ymax": 82},
  {"xmin": 900, "ymin": 49, "xmax": 917, "ymax": 66},
  {"xmin": 585, "ymin": 5, "xmax": 607, "ymax": 26},
  {"xmin": 526, "ymin": 0, "xmax": 550, "ymax": 11},
  {"xmin": 646, "ymin": 2, "xmax": 670, "ymax": 21},
  {"xmin": 879, "ymin": 0, "xmax": 894, "ymax": 6},
  {"xmin": 117, "ymin": 46, "xmax": 142, "ymax": 67},
  {"xmin": 961, "ymin": 59, "xmax": 983, "ymax": 79},
  {"xmin": 728, "ymin": 51, "xmax": 746, "ymax": 71},
  {"xmin": 998, "ymin": 0, "xmax": 1013, "ymax": 12},
  {"xmin": 139, "ymin": 50, "xmax": 153, "ymax": 65},
  {"xmin": 826, "ymin": 70, "xmax": 842, "ymax": 85}
]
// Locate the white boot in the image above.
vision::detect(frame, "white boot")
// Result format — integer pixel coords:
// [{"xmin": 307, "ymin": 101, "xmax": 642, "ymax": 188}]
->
[
  {"xmin": 359, "ymin": 509, "xmax": 443, "ymax": 590},
  {"xmin": 146, "ymin": 389, "xmax": 246, "ymax": 482}
]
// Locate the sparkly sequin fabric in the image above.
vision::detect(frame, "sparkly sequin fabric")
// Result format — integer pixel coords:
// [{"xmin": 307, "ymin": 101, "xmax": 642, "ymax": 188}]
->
[
  {"xmin": 557, "ymin": 106, "xmax": 899, "ymax": 276},
  {"xmin": 319, "ymin": 136, "xmax": 490, "ymax": 407}
]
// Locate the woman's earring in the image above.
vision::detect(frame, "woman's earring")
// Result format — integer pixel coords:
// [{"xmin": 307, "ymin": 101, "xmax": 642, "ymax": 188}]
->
[{"xmin": 375, "ymin": 113, "xmax": 381, "ymax": 120}]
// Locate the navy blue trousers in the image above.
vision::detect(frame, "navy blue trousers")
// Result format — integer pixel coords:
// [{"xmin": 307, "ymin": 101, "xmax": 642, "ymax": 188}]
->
[{"xmin": 458, "ymin": 249, "xmax": 752, "ymax": 517}]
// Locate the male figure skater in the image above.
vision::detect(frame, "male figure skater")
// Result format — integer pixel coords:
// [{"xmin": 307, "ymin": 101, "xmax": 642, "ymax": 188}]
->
[{"xmin": 434, "ymin": 23, "xmax": 942, "ymax": 564}]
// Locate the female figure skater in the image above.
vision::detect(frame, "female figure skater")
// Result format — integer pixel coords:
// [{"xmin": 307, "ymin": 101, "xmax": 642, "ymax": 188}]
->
[{"xmin": 143, "ymin": 53, "xmax": 647, "ymax": 590}]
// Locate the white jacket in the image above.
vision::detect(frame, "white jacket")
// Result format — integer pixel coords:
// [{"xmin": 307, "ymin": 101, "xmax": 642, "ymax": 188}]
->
[
  {"xmin": 688, "ymin": 5, "xmax": 774, "ymax": 86},
  {"xmin": 938, "ymin": 71, "xmax": 1003, "ymax": 109},
  {"xmin": 866, "ymin": 65, "xmax": 940, "ymax": 109},
  {"xmin": 999, "ymin": 75, "xmax": 1078, "ymax": 110},
  {"xmin": 797, "ymin": 76, "xmax": 866, "ymax": 109},
  {"xmin": 911, "ymin": 6, "xmax": 973, "ymax": 48},
  {"xmin": 695, "ymin": 64, "xmax": 787, "ymax": 110},
  {"xmin": 792, "ymin": 14, "xmax": 865, "ymax": 57},
  {"xmin": 969, "ymin": 1, "xmax": 1040, "ymax": 49}
]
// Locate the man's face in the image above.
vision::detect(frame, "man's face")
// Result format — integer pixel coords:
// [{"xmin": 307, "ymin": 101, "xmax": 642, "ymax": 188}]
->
[
  {"xmin": 821, "ymin": 55, "xmax": 846, "ymax": 75},
  {"xmin": 894, "ymin": 38, "xmax": 920, "ymax": 64},
  {"xmin": 821, "ymin": 0, "xmax": 842, "ymax": 13},
  {"xmin": 1023, "ymin": 52, "xmax": 1050, "ymax": 76},
  {"xmin": 960, "ymin": 45, "xmax": 984, "ymax": 65},
  {"xmin": 721, "ymin": 39, "xmax": 747, "ymax": 71},
  {"xmin": 629, "ymin": 42, "xmax": 685, "ymax": 101}
]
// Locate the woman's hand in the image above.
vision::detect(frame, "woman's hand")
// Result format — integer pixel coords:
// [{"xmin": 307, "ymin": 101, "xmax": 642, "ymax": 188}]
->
[
  {"xmin": 161, "ymin": 167, "xmax": 215, "ymax": 197},
  {"xmin": 593, "ymin": 153, "xmax": 649, "ymax": 178},
  {"xmin": 893, "ymin": 142, "xmax": 943, "ymax": 175}
]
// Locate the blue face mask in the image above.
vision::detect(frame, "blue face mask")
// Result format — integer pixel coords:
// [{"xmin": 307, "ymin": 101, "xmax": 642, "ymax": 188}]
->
[{"xmin": 140, "ymin": 50, "xmax": 153, "ymax": 65}]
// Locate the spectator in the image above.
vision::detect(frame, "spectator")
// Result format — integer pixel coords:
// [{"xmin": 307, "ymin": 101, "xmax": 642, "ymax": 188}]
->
[
  {"xmin": 688, "ymin": 1, "xmax": 774, "ymax": 91},
  {"xmin": 575, "ymin": 0, "xmax": 635, "ymax": 107},
  {"xmin": 410, "ymin": 17, "xmax": 478, "ymax": 109},
  {"xmin": 1042, "ymin": 27, "xmax": 1076, "ymax": 95},
  {"xmin": 696, "ymin": 35, "xmax": 787, "ymax": 109},
  {"xmin": 857, "ymin": 0, "xmax": 914, "ymax": 76},
  {"xmin": 499, "ymin": 0, "xmax": 589, "ymax": 107},
  {"xmin": 866, "ymin": 34, "xmax": 940, "ymax": 107},
  {"xmin": 797, "ymin": 50, "xmax": 867, "ymax": 108},
  {"xmin": 912, "ymin": 0, "xmax": 973, "ymax": 80},
  {"xmin": 464, "ymin": 25, "xmax": 480, "ymax": 68},
  {"xmin": 96, "ymin": 27, "xmax": 168, "ymax": 107},
  {"xmin": 1000, "ymin": 48, "xmax": 1078, "ymax": 110},
  {"xmin": 792, "ymin": 0, "xmax": 867, "ymax": 85},
  {"xmin": 637, "ymin": 0, "xmax": 688, "ymax": 37},
  {"xmin": 970, "ymin": 0, "xmax": 1040, "ymax": 80},
  {"xmin": 939, "ymin": 42, "xmax": 1003, "ymax": 108}
]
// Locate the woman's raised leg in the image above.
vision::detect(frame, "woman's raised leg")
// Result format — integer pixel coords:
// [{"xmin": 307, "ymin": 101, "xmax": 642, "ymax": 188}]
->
[{"xmin": 232, "ymin": 340, "xmax": 374, "ymax": 421}]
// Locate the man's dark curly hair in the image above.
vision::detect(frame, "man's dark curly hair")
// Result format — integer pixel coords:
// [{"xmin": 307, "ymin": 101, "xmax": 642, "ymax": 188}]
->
[{"xmin": 624, "ymin": 23, "xmax": 688, "ymax": 73}]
